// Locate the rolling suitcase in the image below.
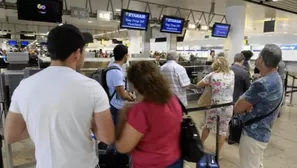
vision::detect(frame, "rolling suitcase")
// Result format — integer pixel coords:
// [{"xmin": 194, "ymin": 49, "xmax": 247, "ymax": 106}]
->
[{"xmin": 196, "ymin": 115, "xmax": 220, "ymax": 168}]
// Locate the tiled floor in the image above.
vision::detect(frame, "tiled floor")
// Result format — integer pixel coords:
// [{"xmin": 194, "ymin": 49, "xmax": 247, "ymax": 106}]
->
[{"xmin": 2, "ymin": 94, "xmax": 297, "ymax": 168}]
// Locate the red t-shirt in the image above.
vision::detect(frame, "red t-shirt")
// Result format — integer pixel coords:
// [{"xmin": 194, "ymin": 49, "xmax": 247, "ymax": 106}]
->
[{"xmin": 127, "ymin": 96, "xmax": 182, "ymax": 168}]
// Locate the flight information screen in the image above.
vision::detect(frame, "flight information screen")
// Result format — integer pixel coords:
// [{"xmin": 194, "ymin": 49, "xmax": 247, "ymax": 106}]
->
[
  {"xmin": 120, "ymin": 9, "xmax": 150, "ymax": 31},
  {"xmin": 212, "ymin": 23, "xmax": 231, "ymax": 38},
  {"xmin": 160, "ymin": 16, "xmax": 185, "ymax": 34}
]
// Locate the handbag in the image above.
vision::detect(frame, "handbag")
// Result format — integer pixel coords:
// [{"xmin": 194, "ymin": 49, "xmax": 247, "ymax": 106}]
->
[
  {"xmin": 228, "ymin": 94, "xmax": 283, "ymax": 144},
  {"xmin": 178, "ymin": 98, "xmax": 204, "ymax": 163},
  {"xmin": 197, "ymin": 86, "xmax": 212, "ymax": 107},
  {"xmin": 197, "ymin": 74, "xmax": 213, "ymax": 107}
]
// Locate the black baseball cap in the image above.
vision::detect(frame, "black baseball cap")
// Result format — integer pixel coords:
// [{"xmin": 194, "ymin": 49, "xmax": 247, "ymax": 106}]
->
[{"xmin": 47, "ymin": 24, "xmax": 91, "ymax": 61}]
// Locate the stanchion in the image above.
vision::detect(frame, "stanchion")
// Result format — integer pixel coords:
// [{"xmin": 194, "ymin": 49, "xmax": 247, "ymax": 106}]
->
[{"xmin": 288, "ymin": 76, "xmax": 295, "ymax": 107}]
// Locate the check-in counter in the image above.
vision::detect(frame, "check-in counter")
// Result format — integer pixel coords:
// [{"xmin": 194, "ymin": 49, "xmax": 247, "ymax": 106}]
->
[{"xmin": 38, "ymin": 56, "xmax": 164, "ymax": 75}]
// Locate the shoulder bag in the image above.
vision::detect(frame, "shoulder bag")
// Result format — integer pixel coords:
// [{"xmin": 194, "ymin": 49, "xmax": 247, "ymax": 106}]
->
[
  {"xmin": 228, "ymin": 94, "xmax": 283, "ymax": 144},
  {"xmin": 178, "ymin": 98, "xmax": 204, "ymax": 163}
]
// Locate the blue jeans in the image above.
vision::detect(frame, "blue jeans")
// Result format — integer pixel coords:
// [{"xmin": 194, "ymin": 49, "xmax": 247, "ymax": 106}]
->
[
  {"xmin": 110, "ymin": 105, "xmax": 120, "ymax": 151},
  {"xmin": 168, "ymin": 159, "xmax": 183, "ymax": 168},
  {"xmin": 110, "ymin": 105, "xmax": 120, "ymax": 126}
]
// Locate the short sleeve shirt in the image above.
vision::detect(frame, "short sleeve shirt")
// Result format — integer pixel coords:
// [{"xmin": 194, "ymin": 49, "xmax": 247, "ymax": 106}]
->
[
  {"xmin": 160, "ymin": 61, "xmax": 191, "ymax": 106},
  {"xmin": 241, "ymin": 72, "xmax": 283, "ymax": 143},
  {"xmin": 9, "ymin": 66, "xmax": 110, "ymax": 168},
  {"xmin": 127, "ymin": 97, "xmax": 182, "ymax": 168},
  {"xmin": 106, "ymin": 63, "xmax": 125, "ymax": 109}
]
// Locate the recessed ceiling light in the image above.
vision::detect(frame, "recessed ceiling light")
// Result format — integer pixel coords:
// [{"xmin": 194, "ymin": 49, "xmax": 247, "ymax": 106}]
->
[
  {"xmin": 116, "ymin": 9, "xmax": 121, "ymax": 12},
  {"xmin": 88, "ymin": 20, "xmax": 93, "ymax": 23}
]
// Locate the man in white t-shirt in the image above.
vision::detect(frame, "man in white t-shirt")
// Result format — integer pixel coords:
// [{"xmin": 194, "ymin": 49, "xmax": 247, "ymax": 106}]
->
[{"xmin": 4, "ymin": 24, "xmax": 115, "ymax": 168}]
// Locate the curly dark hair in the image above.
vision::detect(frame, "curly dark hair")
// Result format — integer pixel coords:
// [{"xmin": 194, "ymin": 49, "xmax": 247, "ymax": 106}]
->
[{"xmin": 127, "ymin": 61, "xmax": 172, "ymax": 104}]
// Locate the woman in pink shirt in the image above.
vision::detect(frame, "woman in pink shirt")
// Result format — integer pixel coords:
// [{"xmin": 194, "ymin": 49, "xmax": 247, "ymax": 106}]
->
[{"xmin": 115, "ymin": 61, "xmax": 183, "ymax": 168}]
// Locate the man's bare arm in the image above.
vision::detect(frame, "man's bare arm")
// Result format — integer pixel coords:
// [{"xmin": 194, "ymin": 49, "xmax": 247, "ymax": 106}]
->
[
  {"xmin": 92, "ymin": 109, "xmax": 115, "ymax": 145},
  {"xmin": 4, "ymin": 112, "xmax": 29, "ymax": 144}
]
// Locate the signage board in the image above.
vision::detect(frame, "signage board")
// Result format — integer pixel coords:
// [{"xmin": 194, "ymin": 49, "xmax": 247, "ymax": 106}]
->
[
  {"xmin": 280, "ymin": 45, "xmax": 297, "ymax": 50},
  {"xmin": 212, "ymin": 23, "xmax": 231, "ymax": 38},
  {"xmin": 71, "ymin": 7, "xmax": 89, "ymax": 19},
  {"xmin": 120, "ymin": 9, "xmax": 150, "ymax": 31},
  {"xmin": 160, "ymin": 16, "xmax": 185, "ymax": 34},
  {"xmin": 97, "ymin": 10, "xmax": 112, "ymax": 21}
]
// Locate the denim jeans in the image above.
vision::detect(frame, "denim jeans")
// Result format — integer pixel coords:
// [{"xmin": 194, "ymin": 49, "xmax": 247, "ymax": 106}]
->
[
  {"xmin": 110, "ymin": 105, "xmax": 120, "ymax": 126},
  {"xmin": 168, "ymin": 159, "xmax": 184, "ymax": 168}
]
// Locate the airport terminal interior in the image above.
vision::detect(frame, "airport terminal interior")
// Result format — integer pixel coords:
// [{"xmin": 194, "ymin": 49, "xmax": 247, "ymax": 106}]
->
[{"xmin": 0, "ymin": 0, "xmax": 297, "ymax": 167}]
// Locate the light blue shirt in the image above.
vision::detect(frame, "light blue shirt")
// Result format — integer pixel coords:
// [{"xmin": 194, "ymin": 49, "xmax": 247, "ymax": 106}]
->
[
  {"xmin": 106, "ymin": 63, "xmax": 125, "ymax": 109},
  {"xmin": 108, "ymin": 57, "xmax": 130, "ymax": 76}
]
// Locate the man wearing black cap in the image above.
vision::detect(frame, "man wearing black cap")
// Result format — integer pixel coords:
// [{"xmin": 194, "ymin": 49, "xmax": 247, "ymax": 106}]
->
[{"xmin": 4, "ymin": 24, "xmax": 114, "ymax": 168}]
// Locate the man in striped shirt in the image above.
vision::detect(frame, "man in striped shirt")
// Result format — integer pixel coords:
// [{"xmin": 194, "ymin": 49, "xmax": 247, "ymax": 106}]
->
[{"xmin": 160, "ymin": 51, "xmax": 191, "ymax": 106}]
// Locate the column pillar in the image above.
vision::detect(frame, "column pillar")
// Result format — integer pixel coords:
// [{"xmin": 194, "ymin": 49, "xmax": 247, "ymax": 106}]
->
[
  {"xmin": 167, "ymin": 34, "xmax": 177, "ymax": 51},
  {"xmin": 224, "ymin": 0, "xmax": 246, "ymax": 64},
  {"xmin": 128, "ymin": 30, "xmax": 141, "ymax": 55},
  {"xmin": 142, "ymin": 27, "xmax": 151, "ymax": 56}
]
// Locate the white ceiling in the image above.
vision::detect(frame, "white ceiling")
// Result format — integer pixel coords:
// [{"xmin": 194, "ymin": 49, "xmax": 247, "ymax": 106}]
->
[{"xmin": 0, "ymin": 0, "xmax": 297, "ymax": 37}]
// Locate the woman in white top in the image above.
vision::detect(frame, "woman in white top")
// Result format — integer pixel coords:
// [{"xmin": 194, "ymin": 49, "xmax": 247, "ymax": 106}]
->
[{"xmin": 197, "ymin": 57, "xmax": 235, "ymax": 158}]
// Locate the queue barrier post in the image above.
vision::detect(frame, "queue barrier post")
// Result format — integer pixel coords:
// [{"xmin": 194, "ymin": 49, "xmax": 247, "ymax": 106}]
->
[{"xmin": 288, "ymin": 76, "xmax": 296, "ymax": 107}]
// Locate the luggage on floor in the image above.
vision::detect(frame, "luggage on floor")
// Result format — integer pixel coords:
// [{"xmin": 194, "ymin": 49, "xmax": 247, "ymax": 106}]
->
[
  {"xmin": 98, "ymin": 142, "xmax": 131, "ymax": 168},
  {"xmin": 196, "ymin": 115, "xmax": 220, "ymax": 168}
]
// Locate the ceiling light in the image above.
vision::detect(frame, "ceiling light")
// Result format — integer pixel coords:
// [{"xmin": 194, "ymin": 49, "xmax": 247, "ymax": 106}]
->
[
  {"xmin": 188, "ymin": 23, "xmax": 196, "ymax": 29},
  {"xmin": 88, "ymin": 20, "xmax": 93, "ymax": 23},
  {"xmin": 200, "ymin": 25, "xmax": 209, "ymax": 31},
  {"xmin": 116, "ymin": 9, "xmax": 121, "ymax": 12}
]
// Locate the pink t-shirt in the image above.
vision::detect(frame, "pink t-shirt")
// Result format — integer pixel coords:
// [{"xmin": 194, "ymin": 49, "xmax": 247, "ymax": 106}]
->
[{"xmin": 127, "ymin": 96, "xmax": 182, "ymax": 168}]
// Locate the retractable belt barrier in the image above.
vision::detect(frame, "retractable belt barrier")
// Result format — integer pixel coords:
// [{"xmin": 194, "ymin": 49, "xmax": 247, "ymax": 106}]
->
[{"xmin": 186, "ymin": 102, "xmax": 234, "ymax": 113}]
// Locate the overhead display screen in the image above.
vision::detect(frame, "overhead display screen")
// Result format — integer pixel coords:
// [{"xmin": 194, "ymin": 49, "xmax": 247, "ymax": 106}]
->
[
  {"xmin": 17, "ymin": 0, "xmax": 63, "ymax": 23},
  {"xmin": 212, "ymin": 23, "xmax": 231, "ymax": 38},
  {"xmin": 8, "ymin": 40, "xmax": 17, "ymax": 46},
  {"xmin": 120, "ymin": 9, "xmax": 150, "ymax": 31},
  {"xmin": 160, "ymin": 16, "xmax": 185, "ymax": 34},
  {"xmin": 21, "ymin": 41, "xmax": 29, "ymax": 46}
]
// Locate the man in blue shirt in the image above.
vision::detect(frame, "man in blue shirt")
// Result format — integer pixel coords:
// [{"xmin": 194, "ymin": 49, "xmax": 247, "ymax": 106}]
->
[
  {"xmin": 234, "ymin": 44, "xmax": 283, "ymax": 168},
  {"xmin": 106, "ymin": 45, "xmax": 134, "ymax": 125}
]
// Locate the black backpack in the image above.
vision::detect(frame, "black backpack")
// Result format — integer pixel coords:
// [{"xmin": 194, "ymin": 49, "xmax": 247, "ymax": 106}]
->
[{"xmin": 90, "ymin": 66, "xmax": 121, "ymax": 100}]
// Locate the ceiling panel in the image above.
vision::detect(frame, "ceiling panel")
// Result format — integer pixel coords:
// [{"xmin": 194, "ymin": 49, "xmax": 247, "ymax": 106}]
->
[{"xmin": 244, "ymin": 0, "xmax": 297, "ymax": 15}]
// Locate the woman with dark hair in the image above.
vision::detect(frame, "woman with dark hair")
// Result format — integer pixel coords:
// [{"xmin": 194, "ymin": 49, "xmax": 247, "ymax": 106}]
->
[
  {"xmin": 115, "ymin": 61, "xmax": 183, "ymax": 168},
  {"xmin": 241, "ymin": 50, "xmax": 253, "ymax": 71}
]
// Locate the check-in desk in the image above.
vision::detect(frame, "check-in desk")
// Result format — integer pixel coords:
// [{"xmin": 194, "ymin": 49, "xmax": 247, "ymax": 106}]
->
[
  {"xmin": 7, "ymin": 52, "xmax": 29, "ymax": 70},
  {"xmin": 38, "ymin": 56, "xmax": 161, "ymax": 76}
]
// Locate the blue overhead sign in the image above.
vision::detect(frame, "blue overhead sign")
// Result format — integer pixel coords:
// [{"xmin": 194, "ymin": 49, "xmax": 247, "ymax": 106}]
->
[
  {"xmin": 120, "ymin": 9, "xmax": 149, "ymax": 31},
  {"xmin": 212, "ymin": 23, "xmax": 231, "ymax": 38},
  {"xmin": 161, "ymin": 16, "xmax": 185, "ymax": 34},
  {"xmin": 280, "ymin": 45, "xmax": 297, "ymax": 50}
]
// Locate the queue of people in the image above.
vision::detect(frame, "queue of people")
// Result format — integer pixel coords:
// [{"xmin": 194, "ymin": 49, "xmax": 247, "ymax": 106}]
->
[{"xmin": 3, "ymin": 24, "xmax": 284, "ymax": 168}]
